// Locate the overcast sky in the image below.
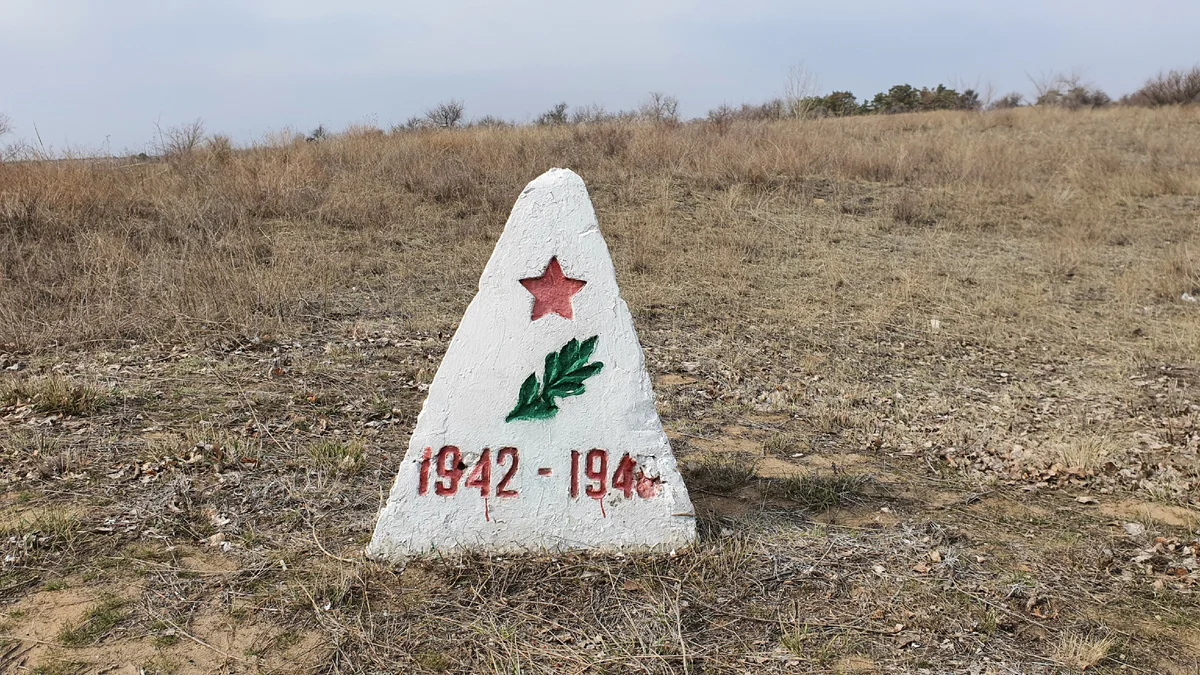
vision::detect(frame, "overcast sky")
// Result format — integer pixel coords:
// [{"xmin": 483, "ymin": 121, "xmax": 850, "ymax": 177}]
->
[{"xmin": 3, "ymin": 0, "xmax": 1197, "ymax": 153}]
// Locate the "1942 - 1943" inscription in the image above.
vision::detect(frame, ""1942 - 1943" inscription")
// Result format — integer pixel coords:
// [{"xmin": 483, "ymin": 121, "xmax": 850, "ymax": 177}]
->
[{"xmin": 416, "ymin": 447, "xmax": 661, "ymax": 500}]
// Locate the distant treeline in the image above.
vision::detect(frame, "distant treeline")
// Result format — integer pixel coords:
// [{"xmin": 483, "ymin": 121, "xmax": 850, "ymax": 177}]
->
[
  {"xmin": 2, "ymin": 66, "xmax": 1198, "ymax": 159},
  {"xmin": 390, "ymin": 66, "xmax": 1200, "ymax": 133}
]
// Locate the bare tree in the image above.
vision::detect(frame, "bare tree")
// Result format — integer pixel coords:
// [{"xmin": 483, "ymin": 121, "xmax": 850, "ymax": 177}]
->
[
  {"xmin": 706, "ymin": 104, "xmax": 735, "ymax": 134},
  {"xmin": 1027, "ymin": 70, "xmax": 1064, "ymax": 104},
  {"xmin": 155, "ymin": 118, "xmax": 206, "ymax": 157},
  {"xmin": 424, "ymin": 100, "xmax": 465, "ymax": 129},
  {"xmin": 783, "ymin": 63, "xmax": 821, "ymax": 119},
  {"xmin": 0, "ymin": 113, "xmax": 11, "ymax": 138},
  {"xmin": 639, "ymin": 92, "xmax": 679, "ymax": 124}
]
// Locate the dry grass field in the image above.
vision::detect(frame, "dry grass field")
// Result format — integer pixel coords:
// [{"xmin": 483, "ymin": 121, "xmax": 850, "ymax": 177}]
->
[{"xmin": 1, "ymin": 106, "xmax": 1199, "ymax": 673}]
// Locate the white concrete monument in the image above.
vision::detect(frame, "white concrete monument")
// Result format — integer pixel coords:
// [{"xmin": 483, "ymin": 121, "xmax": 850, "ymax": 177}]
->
[{"xmin": 367, "ymin": 168, "xmax": 696, "ymax": 557}]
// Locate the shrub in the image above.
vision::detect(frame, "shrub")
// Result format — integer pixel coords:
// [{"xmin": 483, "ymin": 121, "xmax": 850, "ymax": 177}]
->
[
  {"xmin": 394, "ymin": 115, "xmax": 428, "ymax": 132},
  {"xmin": 959, "ymin": 89, "xmax": 983, "ymax": 111},
  {"xmin": 867, "ymin": 84, "xmax": 922, "ymax": 114},
  {"xmin": 207, "ymin": 134, "xmax": 234, "ymax": 164},
  {"xmin": 536, "ymin": 102, "xmax": 569, "ymax": 126},
  {"xmin": 1125, "ymin": 66, "xmax": 1200, "ymax": 106},
  {"xmin": 929, "ymin": 86, "xmax": 981, "ymax": 111},
  {"xmin": 569, "ymin": 104, "xmax": 611, "ymax": 125},
  {"xmin": 1064, "ymin": 86, "xmax": 1111, "ymax": 109},
  {"xmin": 473, "ymin": 115, "xmax": 510, "ymax": 128},
  {"xmin": 806, "ymin": 91, "xmax": 862, "ymax": 117},
  {"xmin": 1038, "ymin": 86, "xmax": 1110, "ymax": 110},
  {"xmin": 307, "ymin": 124, "xmax": 328, "ymax": 142},
  {"xmin": 920, "ymin": 85, "xmax": 963, "ymax": 111},
  {"xmin": 706, "ymin": 104, "xmax": 735, "ymax": 134},
  {"xmin": 1032, "ymin": 73, "xmax": 1110, "ymax": 110},
  {"xmin": 725, "ymin": 99, "xmax": 787, "ymax": 122},
  {"xmin": 866, "ymin": 84, "xmax": 980, "ymax": 114},
  {"xmin": 990, "ymin": 92, "xmax": 1024, "ymax": 109}
]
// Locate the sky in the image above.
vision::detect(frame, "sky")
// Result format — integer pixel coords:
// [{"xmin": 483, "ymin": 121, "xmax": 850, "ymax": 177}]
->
[{"xmin": 2, "ymin": 0, "xmax": 1198, "ymax": 154}]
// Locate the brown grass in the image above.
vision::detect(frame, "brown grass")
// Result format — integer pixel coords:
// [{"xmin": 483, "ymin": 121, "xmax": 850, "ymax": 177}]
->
[
  {"xmin": 2, "ymin": 106, "xmax": 1198, "ymax": 352},
  {"xmin": 2, "ymin": 107, "xmax": 1200, "ymax": 673}
]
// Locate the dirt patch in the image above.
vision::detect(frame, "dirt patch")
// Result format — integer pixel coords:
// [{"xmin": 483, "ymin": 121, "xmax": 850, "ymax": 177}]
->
[
  {"xmin": 834, "ymin": 654, "xmax": 878, "ymax": 673},
  {"xmin": 814, "ymin": 506, "xmax": 900, "ymax": 528},
  {"xmin": 175, "ymin": 545, "xmax": 243, "ymax": 574},
  {"xmin": 656, "ymin": 374, "xmax": 698, "ymax": 387},
  {"xmin": 968, "ymin": 494, "xmax": 1052, "ymax": 520},
  {"xmin": 164, "ymin": 610, "xmax": 324, "ymax": 672},
  {"xmin": 688, "ymin": 436, "xmax": 761, "ymax": 457},
  {"xmin": 1101, "ymin": 500, "xmax": 1200, "ymax": 530},
  {"xmin": 691, "ymin": 493, "xmax": 757, "ymax": 519},
  {"xmin": 2, "ymin": 586, "xmax": 147, "ymax": 671},
  {"xmin": 5, "ymin": 586, "xmax": 96, "ymax": 643},
  {"xmin": 2, "ymin": 596, "xmax": 324, "ymax": 673}
]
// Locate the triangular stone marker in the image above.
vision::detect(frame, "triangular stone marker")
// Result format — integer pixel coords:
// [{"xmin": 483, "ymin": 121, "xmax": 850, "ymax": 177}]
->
[{"xmin": 367, "ymin": 168, "xmax": 696, "ymax": 557}]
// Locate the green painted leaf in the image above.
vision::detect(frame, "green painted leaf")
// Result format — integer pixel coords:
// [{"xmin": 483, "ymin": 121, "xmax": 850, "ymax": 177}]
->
[
  {"xmin": 577, "ymin": 335, "xmax": 598, "ymax": 364},
  {"xmin": 571, "ymin": 362, "xmax": 604, "ymax": 379},
  {"xmin": 518, "ymin": 373, "xmax": 539, "ymax": 404},
  {"xmin": 543, "ymin": 351, "xmax": 559, "ymax": 387},
  {"xmin": 560, "ymin": 338, "xmax": 579, "ymax": 371},
  {"xmin": 506, "ymin": 335, "xmax": 604, "ymax": 423}
]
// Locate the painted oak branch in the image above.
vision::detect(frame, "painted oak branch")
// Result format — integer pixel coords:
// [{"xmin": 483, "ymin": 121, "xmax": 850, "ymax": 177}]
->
[{"xmin": 507, "ymin": 335, "xmax": 604, "ymax": 422}]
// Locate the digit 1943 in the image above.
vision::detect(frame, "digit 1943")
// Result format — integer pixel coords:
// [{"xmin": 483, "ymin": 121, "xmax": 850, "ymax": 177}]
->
[{"xmin": 416, "ymin": 447, "xmax": 661, "ymax": 500}]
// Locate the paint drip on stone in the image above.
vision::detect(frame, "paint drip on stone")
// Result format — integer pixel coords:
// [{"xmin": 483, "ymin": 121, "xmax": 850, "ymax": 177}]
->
[{"xmin": 367, "ymin": 168, "xmax": 696, "ymax": 556}]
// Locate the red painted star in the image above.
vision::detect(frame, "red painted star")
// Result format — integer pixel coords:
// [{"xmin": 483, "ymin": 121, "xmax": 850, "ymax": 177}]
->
[{"xmin": 520, "ymin": 257, "xmax": 586, "ymax": 321}]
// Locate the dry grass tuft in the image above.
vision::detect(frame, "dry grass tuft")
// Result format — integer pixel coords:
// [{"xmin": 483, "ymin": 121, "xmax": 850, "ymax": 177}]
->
[
  {"xmin": 1, "ymin": 376, "xmax": 108, "ymax": 416},
  {"xmin": 307, "ymin": 439, "xmax": 366, "ymax": 475},
  {"xmin": 1052, "ymin": 633, "xmax": 1118, "ymax": 672},
  {"xmin": 682, "ymin": 453, "xmax": 758, "ymax": 494},
  {"xmin": 768, "ymin": 473, "xmax": 873, "ymax": 511},
  {"xmin": 1047, "ymin": 435, "xmax": 1119, "ymax": 473},
  {"xmin": 763, "ymin": 432, "xmax": 807, "ymax": 457},
  {"xmin": 1, "ymin": 508, "xmax": 84, "ymax": 568}
]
